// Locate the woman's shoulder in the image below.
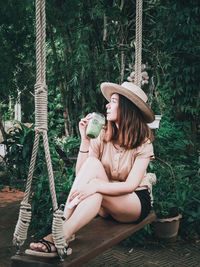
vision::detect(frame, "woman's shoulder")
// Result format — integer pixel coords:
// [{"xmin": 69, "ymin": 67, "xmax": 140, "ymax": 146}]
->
[
  {"xmin": 135, "ymin": 138, "xmax": 154, "ymax": 158},
  {"xmin": 137, "ymin": 138, "xmax": 153, "ymax": 150},
  {"xmin": 143, "ymin": 138, "xmax": 153, "ymax": 145}
]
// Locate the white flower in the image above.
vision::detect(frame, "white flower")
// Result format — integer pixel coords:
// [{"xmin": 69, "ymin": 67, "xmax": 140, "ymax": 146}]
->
[
  {"xmin": 130, "ymin": 71, "xmax": 135, "ymax": 78},
  {"xmin": 141, "ymin": 71, "xmax": 149, "ymax": 85},
  {"xmin": 127, "ymin": 76, "xmax": 134, "ymax": 82}
]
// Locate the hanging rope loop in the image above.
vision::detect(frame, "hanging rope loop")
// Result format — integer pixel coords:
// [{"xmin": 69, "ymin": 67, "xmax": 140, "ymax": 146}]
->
[
  {"xmin": 52, "ymin": 207, "xmax": 72, "ymax": 260},
  {"xmin": 34, "ymin": 83, "xmax": 47, "ymax": 94},
  {"xmin": 13, "ymin": 0, "xmax": 67, "ymax": 255},
  {"xmin": 13, "ymin": 202, "xmax": 32, "ymax": 248},
  {"xmin": 52, "ymin": 209, "xmax": 68, "ymax": 249},
  {"xmin": 34, "ymin": 83, "xmax": 48, "ymax": 131}
]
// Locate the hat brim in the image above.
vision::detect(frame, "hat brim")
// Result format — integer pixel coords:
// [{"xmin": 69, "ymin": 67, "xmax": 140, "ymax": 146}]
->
[{"xmin": 101, "ymin": 82, "xmax": 155, "ymax": 123}]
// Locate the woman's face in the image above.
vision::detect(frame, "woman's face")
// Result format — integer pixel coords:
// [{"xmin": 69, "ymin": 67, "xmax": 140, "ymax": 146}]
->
[{"xmin": 106, "ymin": 93, "xmax": 119, "ymax": 124}]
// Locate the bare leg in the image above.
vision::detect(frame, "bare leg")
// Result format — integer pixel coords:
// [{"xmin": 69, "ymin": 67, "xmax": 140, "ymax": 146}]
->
[
  {"xmin": 101, "ymin": 192, "xmax": 142, "ymax": 223},
  {"xmin": 30, "ymin": 157, "xmax": 144, "ymax": 252},
  {"xmin": 62, "ymin": 193, "xmax": 103, "ymax": 240},
  {"xmin": 63, "ymin": 156, "xmax": 108, "ymax": 219},
  {"xmin": 30, "ymin": 157, "xmax": 108, "ymax": 252}
]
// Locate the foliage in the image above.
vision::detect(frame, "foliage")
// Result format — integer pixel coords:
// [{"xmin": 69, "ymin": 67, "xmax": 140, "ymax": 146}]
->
[
  {"xmin": 29, "ymin": 134, "xmax": 77, "ymax": 238},
  {"xmin": 0, "ymin": 0, "xmax": 199, "ymax": 242},
  {"xmin": 178, "ymin": 156, "xmax": 200, "ymax": 240},
  {"xmin": 0, "ymin": 0, "xmax": 199, "ymax": 140},
  {"xmin": 151, "ymin": 1, "xmax": 199, "ymax": 121},
  {"xmin": 30, "ymin": 166, "xmax": 75, "ymax": 238},
  {"xmin": 0, "ymin": 103, "xmax": 14, "ymax": 121},
  {"xmin": 47, "ymin": 86, "xmax": 68, "ymax": 137},
  {"xmin": 150, "ymin": 159, "xmax": 189, "ymax": 218},
  {"xmin": 2, "ymin": 122, "xmax": 35, "ymax": 188},
  {"xmin": 1, "ymin": 122, "xmax": 77, "ymax": 237},
  {"xmin": 149, "ymin": 115, "xmax": 200, "ymax": 239},
  {"xmin": 0, "ymin": 0, "xmax": 35, "ymax": 121},
  {"xmin": 55, "ymin": 135, "xmax": 80, "ymax": 157}
]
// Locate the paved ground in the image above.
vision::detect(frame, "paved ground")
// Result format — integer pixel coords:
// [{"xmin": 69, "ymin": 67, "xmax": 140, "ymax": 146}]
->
[{"xmin": 0, "ymin": 188, "xmax": 200, "ymax": 267}]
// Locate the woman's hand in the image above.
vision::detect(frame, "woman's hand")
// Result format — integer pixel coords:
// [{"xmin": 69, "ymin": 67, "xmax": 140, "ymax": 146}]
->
[
  {"xmin": 69, "ymin": 178, "xmax": 100, "ymax": 203},
  {"xmin": 79, "ymin": 113, "xmax": 92, "ymax": 140}
]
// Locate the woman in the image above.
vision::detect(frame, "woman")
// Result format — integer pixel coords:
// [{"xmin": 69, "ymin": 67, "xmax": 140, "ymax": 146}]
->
[{"xmin": 28, "ymin": 81, "xmax": 155, "ymax": 256}]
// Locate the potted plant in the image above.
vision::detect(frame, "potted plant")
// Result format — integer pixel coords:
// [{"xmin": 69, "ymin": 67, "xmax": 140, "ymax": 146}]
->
[{"xmin": 150, "ymin": 157, "xmax": 185, "ymax": 242}]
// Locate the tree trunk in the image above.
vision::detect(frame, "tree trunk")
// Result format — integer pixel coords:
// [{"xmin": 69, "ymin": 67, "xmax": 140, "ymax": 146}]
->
[
  {"xmin": 0, "ymin": 108, "xmax": 7, "ymax": 144},
  {"xmin": 120, "ymin": 49, "xmax": 125, "ymax": 83}
]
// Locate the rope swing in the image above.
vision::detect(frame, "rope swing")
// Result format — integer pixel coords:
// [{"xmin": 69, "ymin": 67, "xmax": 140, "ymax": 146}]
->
[
  {"xmin": 12, "ymin": 0, "xmax": 144, "ymax": 262},
  {"xmin": 12, "ymin": 0, "xmax": 70, "ymax": 260},
  {"xmin": 135, "ymin": 0, "xmax": 143, "ymax": 87}
]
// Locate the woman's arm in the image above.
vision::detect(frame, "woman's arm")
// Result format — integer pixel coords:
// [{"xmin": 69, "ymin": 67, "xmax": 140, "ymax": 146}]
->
[
  {"xmin": 75, "ymin": 113, "xmax": 99, "ymax": 175},
  {"xmin": 75, "ymin": 139, "xmax": 90, "ymax": 175},
  {"xmin": 96, "ymin": 157, "xmax": 150, "ymax": 195},
  {"xmin": 70, "ymin": 156, "xmax": 150, "ymax": 202}
]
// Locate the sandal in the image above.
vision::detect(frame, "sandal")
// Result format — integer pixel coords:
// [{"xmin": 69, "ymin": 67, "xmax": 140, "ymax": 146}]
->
[
  {"xmin": 25, "ymin": 236, "xmax": 74, "ymax": 258},
  {"xmin": 25, "ymin": 238, "xmax": 58, "ymax": 258}
]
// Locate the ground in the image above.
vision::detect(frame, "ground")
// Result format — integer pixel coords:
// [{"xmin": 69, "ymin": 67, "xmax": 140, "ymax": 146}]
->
[{"xmin": 0, "ymin": 187, "xmax": 200, "ymax": 267}]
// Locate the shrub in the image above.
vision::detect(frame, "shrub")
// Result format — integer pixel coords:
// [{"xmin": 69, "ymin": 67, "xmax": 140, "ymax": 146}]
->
[{"xmin": 149, "ymin": 115, "xmax": 200, "ymax": 240}]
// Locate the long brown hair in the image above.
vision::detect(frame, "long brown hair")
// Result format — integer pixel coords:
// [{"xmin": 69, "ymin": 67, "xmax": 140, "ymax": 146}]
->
[{"xmin": 105, "ymin": 94, "xmax": 153, "ymax": 149}]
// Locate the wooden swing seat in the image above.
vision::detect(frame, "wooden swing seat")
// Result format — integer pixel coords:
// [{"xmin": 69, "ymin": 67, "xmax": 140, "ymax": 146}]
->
[{"xmin": 11, "ymin": 211, "xmax": 156, "ymax": 267}]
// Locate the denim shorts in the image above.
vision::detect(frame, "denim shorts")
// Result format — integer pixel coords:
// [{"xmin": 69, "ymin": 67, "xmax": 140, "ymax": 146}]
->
[{"xmin": 134, "ymin": 189, "xmax": 151, "ymax": 223}]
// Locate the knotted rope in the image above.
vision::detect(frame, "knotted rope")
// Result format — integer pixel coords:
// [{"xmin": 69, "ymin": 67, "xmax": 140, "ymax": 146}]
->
[
  {"xmin": 134, "ymin": 0, "xmax": 143, "ymax": 87},
  {"xmin": 13, "ymin": 0, "xmax": 67, "ymax": 259}
]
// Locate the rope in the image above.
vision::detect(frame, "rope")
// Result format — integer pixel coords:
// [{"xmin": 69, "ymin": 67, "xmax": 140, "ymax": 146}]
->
[
  {"xmin": 35, "ymin": 0, "xmax": 42, "ymax": 83},
  {"xmin": 13, "ymin": 1, "xmax": 66, "ymax": 257},
  {"xmin": 43, "ymin": 131, "xmax": 58, "ymax": 211},
  {"xmin": 13, "ymin": 202, "xmax": 32, "ymax": 247},
  {"xmin": 52, "ymin": 209, "xmax": 68, "ymax": 251},
  {"xmin": 23, "ymin": 132, "xmax": 40, "ymax": 203},
  {"xmin": 35, "ymin": 83, "xmax": 48, "ymax": 130},
  {"xmin": 134, "ymin": 0, "xmax": 143, "ymax": 87}
]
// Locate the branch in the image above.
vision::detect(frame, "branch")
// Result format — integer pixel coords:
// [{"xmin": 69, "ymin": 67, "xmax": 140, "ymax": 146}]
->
[
  {"xmin": 120, "ymin": 0, "xmax": 125, "ymax": 11},
  {"xmin": 155, "ymin": 156, "xmax": 176, "ymax": 184},
  {"xmin": 103, "ymin": 13, "xmax": 107, "ymax": 42}
]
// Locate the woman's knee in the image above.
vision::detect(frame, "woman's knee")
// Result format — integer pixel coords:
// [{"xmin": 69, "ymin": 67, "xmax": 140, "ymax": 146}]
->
[
  {"xmin": 79, "ymin": 157, "xmax": 108, "ymax": 181},
  {"xmin": 84, "ymin": 156, "xmax": 102, "ymax": 168},
  {"xmin": 83, "ymin": 157, "xmax": 105, "ymax": 174}
]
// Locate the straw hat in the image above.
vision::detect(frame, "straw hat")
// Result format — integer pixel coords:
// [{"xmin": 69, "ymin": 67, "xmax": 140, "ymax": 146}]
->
[{"xmin": 101, "ymin": 81, "xmax": 155, "ymax": 123}]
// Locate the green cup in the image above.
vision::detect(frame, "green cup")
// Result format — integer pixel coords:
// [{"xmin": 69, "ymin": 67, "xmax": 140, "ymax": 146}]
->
[{"xmin": 86, "ymin": 112, "xmax": 105, "ymax": 139}]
